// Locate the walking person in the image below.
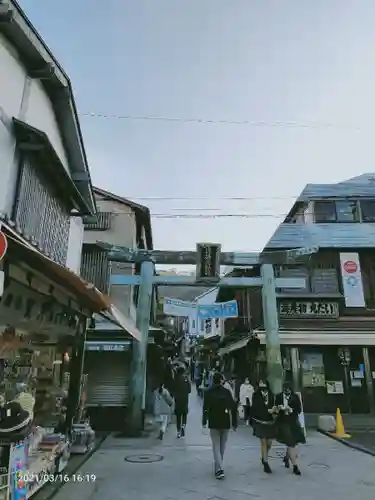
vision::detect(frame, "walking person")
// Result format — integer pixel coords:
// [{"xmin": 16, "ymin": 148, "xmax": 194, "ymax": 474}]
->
[
  {"xmin": 202, "ymin": 372, "xmax": 237, "ymax": 480},
  {"xmin": 173, "ymin": 366, "xmax": 191, "ymax": 438},
  {"xmin": 223, "ymin": 375, "xmax": 235, "ymax": 400},
  {"xmin": 275, "ymin": 385, "xmax": 305, "ymax": 475},
  {"xmin": 239, "ymin": 377, "xmax": 254, "ymax": 425},
  {"xmin": 251, "ymin": 380, "xmax": 278, "ymax": 473},
  {"xmin": 153, "ymin": 383, "xmax": 174, "ymax": 440}
]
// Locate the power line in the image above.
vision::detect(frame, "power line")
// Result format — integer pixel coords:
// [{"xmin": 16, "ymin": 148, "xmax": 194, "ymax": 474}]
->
[
  {"xmin": 80, "ymin": 112, "xmax": 364, "ymax": 131},
  {"xmin": 107, "ymin": 211, "xmax": 298, "ymax": 219},
  {"xmin": 119, "ymin": 195, "xmax": 297, "ymax": 201}
]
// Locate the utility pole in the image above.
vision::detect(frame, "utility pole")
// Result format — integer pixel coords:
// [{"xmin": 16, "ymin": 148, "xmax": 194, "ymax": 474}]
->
[{"xmin": 102, "ymin": 242, "xmax": 318, "ymax": 435}]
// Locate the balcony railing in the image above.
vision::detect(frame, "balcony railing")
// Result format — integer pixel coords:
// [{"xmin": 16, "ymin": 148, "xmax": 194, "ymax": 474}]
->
[
  {"xmin": 80, "ymin": 245, "xmax": 110, "ymax": 293},
  {"xmin": 84, "ymin": 212, "xmax": 112, "ymax": 231}
]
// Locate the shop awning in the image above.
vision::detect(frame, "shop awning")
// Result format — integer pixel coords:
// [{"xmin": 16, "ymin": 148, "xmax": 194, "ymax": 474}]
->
[
  {"xmin": 99, "ymin": 306, "xmax": 142, "ymax": 342},
  {"xmin": 1, "ymin": 221, "xmax": 142, "ymax": 341},
  {"xmin": 253, "ymin": 329, "xmax": 375, "ymax": 345},
  {"xmin": 218, "ymin": 336, "xmax": 250, "ymax": 356}
]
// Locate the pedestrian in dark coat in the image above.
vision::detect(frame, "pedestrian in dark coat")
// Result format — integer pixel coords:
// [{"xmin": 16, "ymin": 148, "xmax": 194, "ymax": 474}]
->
[
  {"xmin": 251, "ymin": 380, "xmax": 278, "ymax": 474},
  {"xmin": 173, "ymin": 367, "xmax": 191, "ymax": 438},
  {"xmin": 275, "ymin": 385, "xmax": 305, "ymax": 475},
  {"xmin": 202, "ymin": 372, "xmax": 238, "ymax": 480}
]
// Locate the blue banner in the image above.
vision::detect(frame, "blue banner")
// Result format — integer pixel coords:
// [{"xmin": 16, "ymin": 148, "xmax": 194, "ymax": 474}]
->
[{"xmin": 197, "ymin": 300, "xmax": 238, "ymax": 319}]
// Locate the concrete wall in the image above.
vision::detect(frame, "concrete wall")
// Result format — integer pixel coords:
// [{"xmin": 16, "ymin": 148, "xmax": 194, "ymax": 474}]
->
[
  {"xmin": 84, "ymin": 195, "xmax": 137, "ymax": 319},
  {"xmin": 0, "ymin": 32, "xmax": 84, "ymax": 269}
]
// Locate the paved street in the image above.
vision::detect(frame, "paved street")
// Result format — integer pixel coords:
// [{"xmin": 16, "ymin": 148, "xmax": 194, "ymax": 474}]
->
[{"xmin": 54, "ymin": 393, "xmax": 375, "ymax": 500}]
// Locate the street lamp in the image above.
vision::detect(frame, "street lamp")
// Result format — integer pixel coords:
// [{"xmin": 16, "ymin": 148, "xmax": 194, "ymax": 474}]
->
[{"xmin": 338, "ymin": 347, "xmax": 351, "ymax": 413}]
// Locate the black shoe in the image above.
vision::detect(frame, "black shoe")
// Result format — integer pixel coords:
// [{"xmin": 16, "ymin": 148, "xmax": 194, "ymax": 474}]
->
[
  {"xmin": 263, "ymin": 462, "xmax": 272, "ymax": 474},
  {"xmin": 215, "ymin": 470, "xmax": 225, "ymax": 480},
  {"xmin": 293, "ymin": 465, "xmax": 301, "ymax": 476},
  {"xmin": 159, "ymin": 431, "xmax": 164, "ymax": 440},
  {"xmin": 181, "ymin": 427, "xmax": 185, "ymax": 437},
  {"xmin": 283, "ymin": 455, "xmax": 290, "ymax": 468}
]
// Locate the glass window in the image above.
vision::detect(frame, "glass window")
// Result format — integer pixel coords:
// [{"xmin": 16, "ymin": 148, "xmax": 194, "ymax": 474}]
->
[
  {"xmin": 335, "ymin": 200, "xmax": 359, "ymax": 222},
  {"xmin": 360, "ymin": 200, "xmax": 375, "ymax": 222},
  {"xmin": 314, "ymin": 201, "xmax": 336, "ymax": 222}
]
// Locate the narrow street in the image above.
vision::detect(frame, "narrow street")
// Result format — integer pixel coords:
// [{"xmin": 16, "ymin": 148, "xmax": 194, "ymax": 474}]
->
[{"xmin": 54, "ymin": 392, "xmax": 375, "ymax": 500}]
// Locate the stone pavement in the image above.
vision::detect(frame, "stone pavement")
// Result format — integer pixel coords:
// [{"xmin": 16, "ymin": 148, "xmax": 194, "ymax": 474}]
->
[{"xmin": 53, "ymin": 393, "xmax": 375, "ymax": 500}]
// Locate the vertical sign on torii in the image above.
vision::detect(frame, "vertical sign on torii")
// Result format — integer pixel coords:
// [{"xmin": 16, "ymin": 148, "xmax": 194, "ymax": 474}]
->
[{"xmin": 100, "ymin": 241, "xmax": 319, "ymax": 436}]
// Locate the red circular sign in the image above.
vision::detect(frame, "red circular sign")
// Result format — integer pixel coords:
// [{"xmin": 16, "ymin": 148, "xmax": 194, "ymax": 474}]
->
[
  {"xmin": 0, "ymin": 232, "xmax": 7, "ymax": 261},
  {"xmin": 343, "ymin": 260, "xmax": 357, "ymax": 273}
]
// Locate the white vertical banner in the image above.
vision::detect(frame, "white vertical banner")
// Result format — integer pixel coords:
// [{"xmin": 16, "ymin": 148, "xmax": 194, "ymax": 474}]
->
[{"xmin": 340, "ymin": 252, "xmax": 365, "ymax": 308}]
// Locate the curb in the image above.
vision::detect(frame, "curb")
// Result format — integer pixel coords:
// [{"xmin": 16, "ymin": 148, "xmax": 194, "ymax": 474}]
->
[
  {"xmin": 33, "ymin": 433, "xmax": 109, "ymax": 500},
  {"xmin": 318, "ymin": 429, "xmax": 375, "ymax": 458}
]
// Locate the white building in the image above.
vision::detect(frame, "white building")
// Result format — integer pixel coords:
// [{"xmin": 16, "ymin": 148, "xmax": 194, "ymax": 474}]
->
[{"xmin": 0, "ymin": 1, "xmax": 108, "ymax": 339}]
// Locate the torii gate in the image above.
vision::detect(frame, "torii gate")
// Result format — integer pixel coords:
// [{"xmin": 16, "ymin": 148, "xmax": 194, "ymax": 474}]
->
[{"xmin": 98, "ymin": 242, "xmax": 318, "ymax": 435}]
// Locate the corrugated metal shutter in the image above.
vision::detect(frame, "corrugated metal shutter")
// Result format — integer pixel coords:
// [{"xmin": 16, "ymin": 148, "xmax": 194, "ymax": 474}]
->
[{"xmin": 84, "ymin": 352, "xmax": 130, "ymax": 407}]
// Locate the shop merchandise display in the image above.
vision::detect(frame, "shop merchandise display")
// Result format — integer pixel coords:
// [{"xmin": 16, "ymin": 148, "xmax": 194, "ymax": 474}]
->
[{"xmin": 0, "ymin": 332, "xmax": 78, "ymax": 499}]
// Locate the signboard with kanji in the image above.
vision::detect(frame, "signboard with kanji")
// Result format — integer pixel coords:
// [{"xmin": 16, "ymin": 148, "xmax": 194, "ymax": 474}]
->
[{"xmin": 279, "ymin": 301, "xmax": 339, "ymax": 318}]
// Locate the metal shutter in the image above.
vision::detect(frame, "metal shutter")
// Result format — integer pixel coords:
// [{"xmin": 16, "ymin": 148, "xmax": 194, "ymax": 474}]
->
[{"xmin": 84, "ymin": 352, "xmax": 130, "ymax": 407}]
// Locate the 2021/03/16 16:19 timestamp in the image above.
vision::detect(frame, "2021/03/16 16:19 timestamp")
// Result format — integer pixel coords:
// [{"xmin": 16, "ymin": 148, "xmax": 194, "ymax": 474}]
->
[{"xmin": 23, "ymin": 473, "xmax": 97, "ymax": 483}]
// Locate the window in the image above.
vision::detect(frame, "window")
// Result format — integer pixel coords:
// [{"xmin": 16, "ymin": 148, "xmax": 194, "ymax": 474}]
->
[
  {"xmin": 276, "ymin": 255, "xmax": 339, "ymax": 294},
  {"xmin": 360, "ymin": 200, "xmax": 375, "ymax": 222},
  {"xmin": 314, "ymin": 200, "xmax": 359, "ymax": 223},
  {"xmin": 314, "ymin": 201, "xmax": 336, "ymax": 222},
  {"xmin": 335, "ymin": 200, "xmax": 359, "ymax": 222},
  {"xmin": 15, "ymin": 156, "xmax": 70, "ymax": 264}
]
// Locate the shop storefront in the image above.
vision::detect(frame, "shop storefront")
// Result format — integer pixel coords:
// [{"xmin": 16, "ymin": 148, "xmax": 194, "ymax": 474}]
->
[
  {"xmin": 83, "ymin": 333, "xmax": 157, "ymax": 432},
  {"xmin": 254, "ymin": 328, "xmax": 375, "ymax": 415},
  {"xmin": 84, "ymin": 340, "xmax": 132, "ymax": 431},
  {"xmin": 0, "ymin": 223, "xmax": 120, "ymax": 499}
]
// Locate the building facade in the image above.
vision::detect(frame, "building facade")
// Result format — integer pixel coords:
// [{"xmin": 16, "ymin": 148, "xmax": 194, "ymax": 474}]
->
[
  {"xmin": 255, "ymin": 174, "xmax": 375, "ymax": 414},
  {"xmin": 0, "ymin": 0, "xmax": 112, "ymax": 447},
  {"xmin": 79, "ymin": 187, "xmax": 154, "ymax": 429}
]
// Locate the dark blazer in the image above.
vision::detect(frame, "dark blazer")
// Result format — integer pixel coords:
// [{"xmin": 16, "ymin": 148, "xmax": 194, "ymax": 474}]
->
[
  {"xmin": 251, "ymin": 389, "xmax": 275, "ymax": 423},
  {"xmin": 202, "ymin": 385, "xmax": 238, "ymax": 430},
  {"xmin": 172, "ymin": 375, "xmax": 191, "ymax": 413},
  {"xmin": 275, "ymin": 392, "xmax": 301, "ymax": 423}
]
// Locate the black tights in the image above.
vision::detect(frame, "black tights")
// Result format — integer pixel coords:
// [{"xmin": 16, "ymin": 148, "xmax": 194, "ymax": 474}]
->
[{"xmin": 175, "ymin": 411, "xmax": 187, "ymax": 431}]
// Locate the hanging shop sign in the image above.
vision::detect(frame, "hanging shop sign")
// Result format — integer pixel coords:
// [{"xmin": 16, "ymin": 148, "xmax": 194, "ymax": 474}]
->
[
  {"xmin": 163, "ymin": 298, "xmax": 196, "ymax": 317},
  {"xmin": 0, "ymin": 231, "xmax": 8, "ymax": 262},
  {"xmin": 84, "ymin": 341, "xmax": 131, "ymax": 352},
  {"xmin": 340, "ymin": 252, "xmax": 365, "ymax": 308},
  {"xmin": 279, "ymin": 301, "xmax": 339, "ymax": 318}
]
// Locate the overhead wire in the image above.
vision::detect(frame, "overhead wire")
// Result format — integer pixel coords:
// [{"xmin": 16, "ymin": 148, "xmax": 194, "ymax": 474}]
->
[
  {"xmin": 112, "ymin": 195, "xmax": 298, "ymax": 201},
  {"xmin": 80, "ymin": 112, "xmax": 364, "ymax": 131},
  {"xmin": 104, "ymin": 211, "xmax": 305, "ymax": 219}
]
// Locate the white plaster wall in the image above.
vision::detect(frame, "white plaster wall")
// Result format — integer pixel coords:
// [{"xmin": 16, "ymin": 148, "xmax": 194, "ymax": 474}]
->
[
  {"xmin": 66, "ymin": 217, "xmax": 84, "ymax": 274},
  {"xmin": 25, "ymin": 79, "xmax": 70, "ymax": 171},
  {"xmin": 0, "ymin": 33, "xmax": 27, "ymax": 215}
]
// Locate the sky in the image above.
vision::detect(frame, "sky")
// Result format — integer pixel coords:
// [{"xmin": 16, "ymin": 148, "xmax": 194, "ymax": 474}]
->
[{"xmin": 19, "ymin": 0, "xmax": 375, "ymax": 253}]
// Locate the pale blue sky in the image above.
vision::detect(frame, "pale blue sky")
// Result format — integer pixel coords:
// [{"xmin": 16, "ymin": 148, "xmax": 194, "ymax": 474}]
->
[{"xmin": 20, "ymin": 0, "xmax": 375, "ymax": 252}]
